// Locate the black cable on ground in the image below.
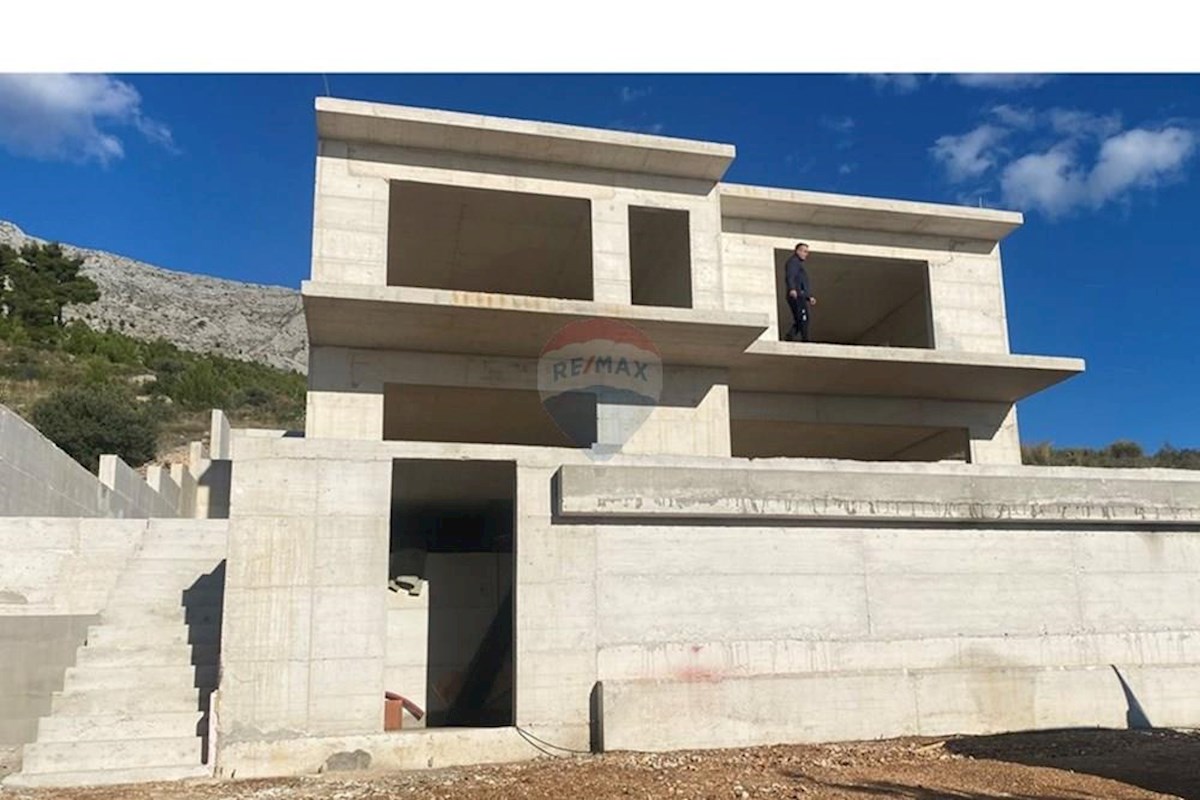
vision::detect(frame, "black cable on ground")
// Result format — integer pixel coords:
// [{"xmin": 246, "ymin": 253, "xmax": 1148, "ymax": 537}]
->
[{"xmin": 515, "ymin": 725, "xmax": 594, "ymax": 757}]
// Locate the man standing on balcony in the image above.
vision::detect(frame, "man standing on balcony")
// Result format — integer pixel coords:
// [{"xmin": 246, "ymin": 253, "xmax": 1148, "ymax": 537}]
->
[{"xmin": 784, "ymin": 242, "xmax": 817, "ymax": 342}]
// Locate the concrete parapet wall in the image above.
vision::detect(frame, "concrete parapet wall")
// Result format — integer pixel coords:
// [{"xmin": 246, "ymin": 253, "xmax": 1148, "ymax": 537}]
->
[
  {"xmin": 98, "ymin": 455, "xmax": 178, "ymax": 518},
  {"xmin": 0, "ymin": 406, "xmax": 109, "ymax": 517},
  {"xmin": 1, "ymin": 405, "xmax": 185, "ymax": 519},
  {"xmin": 556, "ymin": 463, "xmax": 1200, "ymax": 524}
]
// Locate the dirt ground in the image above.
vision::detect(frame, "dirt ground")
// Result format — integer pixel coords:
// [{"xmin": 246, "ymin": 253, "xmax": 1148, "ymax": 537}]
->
[{"xmin": 3, "ymin": 729, "xmax": 1199, "ymax": 800}]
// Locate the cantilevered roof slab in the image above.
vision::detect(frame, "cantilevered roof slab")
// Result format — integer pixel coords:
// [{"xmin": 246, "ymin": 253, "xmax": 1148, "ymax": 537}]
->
[
  {"xmin": 302, "ymin": 282, "xmax": 769, "ymax": 367},
  {"xmin": 730, "ymin": 341, "xmax": 1084, "ymax": 403},
  {"xmin": 316, "ymin": 97, "xmax": 736, "ymax": 181},
  {"xmin": 719, "ymin": 183, "xmax": 1024, "ymax": 242}
]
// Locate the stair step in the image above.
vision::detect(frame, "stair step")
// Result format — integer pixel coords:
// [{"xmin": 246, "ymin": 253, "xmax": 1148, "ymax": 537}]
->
[
  {"xmin": 19, "ymin": 736, "xmax": 205, "ymax": 775},
  {"xmin": 63, "ymin": 664, "xmax": 218, "ymax": 691},
  {"xmin": 76, "ymin": 642, "xmax": 220, "ymax": 667},
  {"xmin": 103, "ymin": 604, "xmax": 223, "ymax": 627},
  {"xmin": 137, "ymin": 542, "xmax": 227, "ymax": 557},
  {"xmin": 111, "ymin": 575, "xmax": 225, "ymax": 593},
  {"xmin": 51, "ymin": 686, "xmax": 203, "ymax": 715},
  {"xmin": 36, "ymin": 711, "xmax": 205, "ymax": 743},
  {"xmin": 3, "ymin": 763, "xmax": 213, "ymax": 788},
  {"xmin": 85, "ymin": 623, "xmax": 221, "ymax": 648}
]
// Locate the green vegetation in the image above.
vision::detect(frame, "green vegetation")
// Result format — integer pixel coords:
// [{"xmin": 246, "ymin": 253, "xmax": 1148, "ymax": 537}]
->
[
  {"xmin": 1022, "ymin": 440, "xmax": 1200, "ymax": 470},
  {"xmin": 32, "ymin": 385, "xmax": 160, "ymax": 472},
  {"xmin": 0, "ymin": 241, "xmax": 305, "ymax": 468}
]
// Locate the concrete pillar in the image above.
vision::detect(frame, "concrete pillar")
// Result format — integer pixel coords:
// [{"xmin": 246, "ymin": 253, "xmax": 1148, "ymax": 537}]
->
[
  {"xmin": 969, "ymin": 405, "xmax": 1022, "ymax": 465},
  {"xmin": 688, "ymin": 192, "xmax": 724, "ymax": 312},
  {"xmin": 210, "ymin": 409, "xmax": 231, "ymax": 460},
  {"xmin": 311, "ymin": 142, "xmax": 390, "ymax": 286},
  {"xmin": 591, "ymin": 198, "xmax": 631, "ymax": 304},
  {"xmin": 597, "ymin": 368, "xmax": 731, "ymax": 457}
]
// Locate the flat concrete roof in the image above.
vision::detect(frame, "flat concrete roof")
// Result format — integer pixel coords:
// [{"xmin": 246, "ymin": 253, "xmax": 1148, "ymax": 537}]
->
[
  {"xmin": 719, "ymin": 183, "xmax": 1024, "ymax": 242},
  {"xmin": 316, "ymin": 97, "xmax": 736, "ymax": 181},
  {"xmin": 302, "ymin": 282, "xmax": 769, "ymax": 367},
  {"xmin": 730, "ymin": 341, "xmax": 1084, "ymax": 403}
]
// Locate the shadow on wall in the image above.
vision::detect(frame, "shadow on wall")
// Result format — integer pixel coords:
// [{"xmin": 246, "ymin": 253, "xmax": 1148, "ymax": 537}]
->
[
  {"xmin": 181, "ymin": 561, "xmax": 225, "ymax": 765},
  {"xmin": 944, "ymin": 728, "xmax": 1200, "ymax": 800}
]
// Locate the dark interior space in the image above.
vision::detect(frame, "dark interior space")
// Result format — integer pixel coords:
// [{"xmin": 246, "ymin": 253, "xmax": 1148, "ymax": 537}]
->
[
  {"xmin": 730, "ymin": 419, "xmax": 969, "ymax": 462},
  {"xmin": 773, "ymin": 249, "xmax": 933, "ymax": 347},
  {"xmin": 629, "ymin": 206, "xmax": 692, "ymax": 308},
  {"xmin": 383, "ymin": 383, "xmax": 595, "ymax": 448},
  {"xmin": 389, "ymin": 459, "xmax": 516, "ymax": 728},
  {"xmin": 388, "ymin": 181, "xmax": 593, "ymax": 300}
]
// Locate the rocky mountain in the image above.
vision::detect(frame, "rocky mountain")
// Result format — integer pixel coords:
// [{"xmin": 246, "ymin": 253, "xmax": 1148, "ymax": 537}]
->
[{"xmin": 0, "ymin": 220, "xmax": 308, "ymax": 374}]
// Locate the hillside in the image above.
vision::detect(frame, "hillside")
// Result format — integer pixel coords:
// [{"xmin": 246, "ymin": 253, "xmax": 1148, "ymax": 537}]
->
[{"xmin": 0, "ymin": 220, "xmax": 307, "ymax": 373}]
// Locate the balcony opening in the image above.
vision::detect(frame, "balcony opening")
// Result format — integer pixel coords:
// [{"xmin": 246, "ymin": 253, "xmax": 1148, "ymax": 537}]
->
[
  {"xmin": 388, "ymin": 181, "xmax": 593, "ymax": 301},
  {"xmin": 773, "ymin": 250, "xmax": 933, "ymax": 347},
  {"xmin": 629, "ymin": 206, "xmax": 692, "ymax": 308},
  {"xmin": 383, "ymin": 383, "xmax": 595, "ymax": 448},
  {"xmin": 387, "ymin": 459, "xmax": 516, "ymax": 728},
  {"xmin": 731, "ymin": 419, "xmax": 969, "ymax": 462}
]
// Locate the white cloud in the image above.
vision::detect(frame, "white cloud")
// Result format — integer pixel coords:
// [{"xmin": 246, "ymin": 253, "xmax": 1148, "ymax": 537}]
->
[
  {"xmin": 0, "ymin": 73, "xmax": 173, "ymax": 164},
  {"xmin": 953, "ymin": 74, "xmax": 1052, "ymax": 90},
  {"xmin": 930, "ymin": 124, "xmax": 1008, "ymax": 182},
  {"xmin": 1088, "ymin": 127, "xmax": 1195, "ymax": 202},
  {"xmin": 999, "ymin": 127, "xmax": 1195, "ymax": 216},
  {"xmin": 1047, "ymin": 108, "xmax": 1122, "ymax": 139},
  {"xmin": 838, "ymin": 163, "xmax": 857, "ymax": 175},
  {"xmin": 990, "ymin": 104, "xmax": 1037, "ymax": 129},
  {"xmin": 935, "ymin": 98, "xmax": 1197, "ymax": 218},
  {"xmin": 864, "ymin": 74, "xmax": 921, "ymax": 93},
  {"xmin": 999, "ymin": 145, "xmax": 1084, "ymax": 216}
]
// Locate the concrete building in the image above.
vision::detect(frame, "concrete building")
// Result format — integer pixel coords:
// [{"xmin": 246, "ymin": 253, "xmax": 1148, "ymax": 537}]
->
[{"xmin": 3, "ymin": 97, "xmax": 1200, "ymax": 786}]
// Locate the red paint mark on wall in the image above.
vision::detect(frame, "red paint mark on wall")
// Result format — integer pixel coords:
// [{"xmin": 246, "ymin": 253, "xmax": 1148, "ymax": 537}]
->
[{"xmin": 675, "ymin": 665, "xmax": 724, "ymax": 683}]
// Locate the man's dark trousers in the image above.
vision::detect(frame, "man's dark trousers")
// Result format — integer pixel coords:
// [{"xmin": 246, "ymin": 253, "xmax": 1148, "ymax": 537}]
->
[{"xmin": 787, "ymin": 293, "xmax": 810, "ymax": 342}]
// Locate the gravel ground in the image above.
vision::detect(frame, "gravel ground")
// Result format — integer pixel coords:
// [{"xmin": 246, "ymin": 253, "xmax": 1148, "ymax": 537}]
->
[{"xmin": 2, "ymin": 729, "xmax": 1198, "ymax": 800}]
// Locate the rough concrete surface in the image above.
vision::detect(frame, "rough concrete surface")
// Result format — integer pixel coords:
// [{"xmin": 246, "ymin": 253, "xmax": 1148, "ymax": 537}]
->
[{"xmin": 1, "ymin": 730, "xmax": 1198, "ymax": 799}]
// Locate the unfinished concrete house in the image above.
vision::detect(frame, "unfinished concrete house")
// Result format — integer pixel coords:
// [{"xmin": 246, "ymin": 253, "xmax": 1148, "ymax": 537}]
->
[{"xmin": 3, "ymin": 97, "xmax": 1200, "ymax": 787}]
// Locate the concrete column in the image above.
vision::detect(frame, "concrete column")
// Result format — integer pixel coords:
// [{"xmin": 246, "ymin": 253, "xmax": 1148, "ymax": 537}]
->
[
  {"xmin": 305, "ymin": 391, "xmax": 383, "ymax": 440},
  {"xmin": 591, "ymin": 198, "xmax": 631, "ymax": 304},
  {"xmin": 969, "ymin": 405, "xmax": 1022, "ymax": 465},
  {"xmin": 688, "ymin": 192, "xmax": 724, "ymax": 312},
  {"xmin": 311, "ymin": 142, "xmax": 390, "ymax": 286},
  {"xmin": 210, "ymin": 409, "xmax": 231, "ymax": 460},
  {"xmin": 597, "ymin": 368, "xmax": 731, "ymax": 457}
]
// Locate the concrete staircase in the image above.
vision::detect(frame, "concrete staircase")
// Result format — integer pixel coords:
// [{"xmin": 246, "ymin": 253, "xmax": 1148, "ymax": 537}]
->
[{"xmin": 5, "ymin": 521, "xmax": 227, "ymax": 787}]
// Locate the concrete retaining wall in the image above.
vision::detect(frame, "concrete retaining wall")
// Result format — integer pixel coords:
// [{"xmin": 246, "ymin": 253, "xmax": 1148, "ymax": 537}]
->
[
  {"xmin": 215, "ymin": 437, "xmax": 1200, "ymax": 776},
  {"xmin": 0, "ymin": 615, "xmax": 97, "ymax": 746},
  {"xmin": 0, "ymin": 407, "xmax": 109, "ymax": 517},
  {"xmin": 563, "ymin": 463, "xmax": 1200, "ymax": 752},
  {"xmin": 0, "ymin": 405, "xmax": 180, "ymax": 518},
  {"xmin": 0, "ymin": 519, "xmax": 146, "ymax": 614}
]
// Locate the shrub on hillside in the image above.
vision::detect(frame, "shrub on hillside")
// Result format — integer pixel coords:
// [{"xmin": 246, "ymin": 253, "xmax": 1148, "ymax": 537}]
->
[{"xmin": 31, "ymin": 385, "xmax": 158, "ymax": 471}]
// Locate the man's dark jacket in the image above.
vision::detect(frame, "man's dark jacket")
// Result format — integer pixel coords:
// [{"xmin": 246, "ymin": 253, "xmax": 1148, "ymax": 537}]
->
[{"xmin": 785, "ymin": 254, "xmax": 810, "ymax": 301}]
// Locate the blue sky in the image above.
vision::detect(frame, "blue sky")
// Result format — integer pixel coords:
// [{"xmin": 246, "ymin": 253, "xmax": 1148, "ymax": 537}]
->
[{"xmin": 0, "ymin": 73, "xmax": 1196, "ymax": 450}]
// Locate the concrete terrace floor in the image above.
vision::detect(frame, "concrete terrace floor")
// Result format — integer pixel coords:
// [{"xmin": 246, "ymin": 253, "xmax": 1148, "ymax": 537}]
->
[{"xmin": 3, "ymin": 729, "xmax": 1199, "ymax": 799}]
